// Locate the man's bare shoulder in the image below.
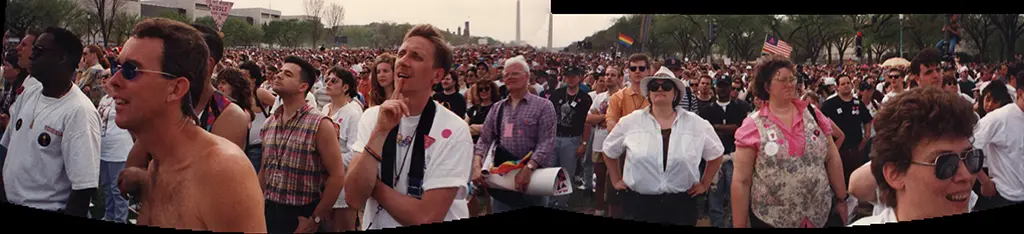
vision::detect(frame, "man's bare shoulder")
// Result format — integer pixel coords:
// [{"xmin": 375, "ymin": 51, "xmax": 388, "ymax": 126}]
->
[
  {"xmin": 216, "ymin": 103, "xmax": 249, "ymax": 128},
  {"xmin": 197, "ymin": 135, "xmax": 255, "ymax": 178}
]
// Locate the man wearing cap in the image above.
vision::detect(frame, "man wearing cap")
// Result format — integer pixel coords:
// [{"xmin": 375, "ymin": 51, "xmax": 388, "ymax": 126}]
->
[
  {"xmin": 698, "ymin": 78, "xmax": 750, "ymax": 228},
  {"xmin": 546, "ymin": 65, "xmax": 592, "ymax": 210}
]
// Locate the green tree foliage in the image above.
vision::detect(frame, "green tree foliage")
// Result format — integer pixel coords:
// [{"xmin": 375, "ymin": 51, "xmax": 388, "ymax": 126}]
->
[{"xmin": 154, "ymin": 10, "xmax": 191, "ymax": 24}]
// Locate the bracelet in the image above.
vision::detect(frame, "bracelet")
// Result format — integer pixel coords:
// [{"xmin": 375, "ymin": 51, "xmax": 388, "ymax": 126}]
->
[{"xmin": 365, "ymin": 147, "xmax": 383, "ymax": 162}]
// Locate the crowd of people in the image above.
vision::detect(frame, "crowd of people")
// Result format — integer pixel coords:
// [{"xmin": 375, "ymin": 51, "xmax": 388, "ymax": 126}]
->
[{"xmin": 0, "ymin": 16, "xmax": 1022, "ymax": 232}]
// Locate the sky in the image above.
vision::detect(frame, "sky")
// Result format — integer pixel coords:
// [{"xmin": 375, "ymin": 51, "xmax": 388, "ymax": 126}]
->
[{"xmin": 231, "ymin": 0, "xmax": 622, "ymax": 48}]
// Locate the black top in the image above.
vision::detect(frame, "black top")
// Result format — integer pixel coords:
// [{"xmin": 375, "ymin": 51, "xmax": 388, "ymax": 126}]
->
[
  {"xmin": 959, "ymin": 79, "xmax": 976, "ymax": 97},
  {"xmin": 433, "ymin": 91, "xmax": 467, "ymax": 119},
  {"xmin": 467, "ymin": 104, "xmax": 492, "ymax": 143},
  {"xmin": 547, "ymin": 87, "xmax": 592, "ymax": 137},
  {"xmin": 821, "ymin": 95, "xmax": 874, "ymax": 150},
  {"xmin": 698, "ymin": 99, "xmax": 752, "ymax": 154},
  {"xmin": 661, "ymin": 128, "xmax": 671, "ymax": 172},
  {"xmin": 498, "ymin": 85, "xmax": 509, "ymax": 100}
]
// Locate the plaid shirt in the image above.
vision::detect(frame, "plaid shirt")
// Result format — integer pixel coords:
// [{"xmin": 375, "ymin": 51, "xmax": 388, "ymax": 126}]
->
[
  {"xmin": 260, "ymin": 103, "xmax": 330, "ymax": 206},
  {"xmin": 473, "ymin": 93, "xmax": 558, "ymax": 167}
]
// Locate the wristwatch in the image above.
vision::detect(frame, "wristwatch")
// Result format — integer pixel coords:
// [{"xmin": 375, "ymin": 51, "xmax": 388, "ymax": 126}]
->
[{"xmin": 525, "ymin": 161, "xmax": 537, "ymax": 170}]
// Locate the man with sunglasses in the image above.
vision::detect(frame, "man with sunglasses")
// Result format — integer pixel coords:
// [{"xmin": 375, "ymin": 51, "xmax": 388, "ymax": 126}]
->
[
  {"xmin": 971, "ymin": 68, "xmax": 1024, "ymax": 210},
  {"xmin": 105, "ymin": 18, "xmax": 265, "ymax": 232},
  {"xmin": 849, "ymin": 87, "xmax": 983, "ymax": 225},
  {"xmin": 0, "ymin": 27, "xmax": 100, "ymax": 218},
  {"xmin": 881, "ymin": 69, "xmax": 907, "ymax": 104}
]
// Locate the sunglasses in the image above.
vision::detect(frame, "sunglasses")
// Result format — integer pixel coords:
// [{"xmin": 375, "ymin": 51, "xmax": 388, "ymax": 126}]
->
[
  {"xmin": 733, "ymin": 87, "xmax": 744, "ymax": 91},
  {"xmin": 326, "ymin": 77, "xmax": 340, "ymax": 84},
  {"xmin": 629, "ymin": 66, "xmax": 648, "ymax": 72},
  {"xmin": 112, "ymin": 61, "xmax": 177, "ymax": 80},
  {"xmin": 647, "ymin": 80, "xmax": 675, "ymax": 92},
  {"xmin": 910, "ymin": 148, "xmax": 985, "ymax": 180},
  {"xmin": 478, "ymin": 87, "xmax": 491, "ymax": 92}
]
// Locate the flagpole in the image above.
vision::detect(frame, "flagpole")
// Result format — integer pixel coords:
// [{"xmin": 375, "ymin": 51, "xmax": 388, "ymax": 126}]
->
[{"xmin": 762, "ymin": 33, "xmax": 769, "ymax": 56}]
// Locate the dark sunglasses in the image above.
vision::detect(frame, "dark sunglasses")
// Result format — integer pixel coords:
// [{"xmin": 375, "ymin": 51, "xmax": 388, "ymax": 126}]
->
[
  {"xmin": 629, "ymin": 66, "xmax": 648, "ymax": 72},
  {"xmin": 647, "ymin": 80, "xmax": 675, "ymax": 92},
  {"xmin": 112, "ymin": 61, "xmax": 177, "ymax": 80},
  {"xmin": 326, "ymin": 77, "xmax": 340, "ymax": 84},
  {"xmin": 910, "ymin": 148, "xmax": 985, "ymax": 180},
  {"xmin": 733, "ymin": 87, "xmax": 744, "ymax": 91},
  {"xmin": 478, "ymin": 86, "xmax": 491, "ymax": 92}
]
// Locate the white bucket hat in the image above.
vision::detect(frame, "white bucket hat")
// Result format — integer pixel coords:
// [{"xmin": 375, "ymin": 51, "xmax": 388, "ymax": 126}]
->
[{"xmin": 640, "ymin": 66, "xmax": 686, "ymax": 99}]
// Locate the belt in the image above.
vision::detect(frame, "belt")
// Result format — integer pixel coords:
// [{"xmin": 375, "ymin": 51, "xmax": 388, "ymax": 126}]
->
[{"xmin": 556, "ymin": 133, "xmax": 582, "ymax": 138}]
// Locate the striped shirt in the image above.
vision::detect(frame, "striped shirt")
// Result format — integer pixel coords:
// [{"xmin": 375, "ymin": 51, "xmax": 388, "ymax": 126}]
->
[
  {"xmin": 260, "ymin": 103, "xmax": 331, "ymax": 206},
  {"xmin": 473, "ymin": 93, "xmax": 558, "ymax": 167}
]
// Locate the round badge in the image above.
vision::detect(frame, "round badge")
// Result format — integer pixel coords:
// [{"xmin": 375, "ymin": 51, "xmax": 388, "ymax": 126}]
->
[
  {"xmin": 15, "ymin": 118, "xmax": 22, "ymax": 131},
  {"xmin": 38, "ymin": 132, "xmax": 51, "ymax": 147},
  {"xmin": 764, "ymin": 142, "xmax": 780, "ymax": 156},
  {"xmin": 441, "ymin": 129, "xmax": 452, "ymax": 139}
]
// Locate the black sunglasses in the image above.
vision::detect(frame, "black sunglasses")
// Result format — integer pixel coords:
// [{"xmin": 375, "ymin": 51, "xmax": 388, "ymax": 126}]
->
[
  {"xmin": 478, "ymin": 86, "xmax": 491, "ymax": 92},
  {"xmin": 910, "ymin": 148, "xmax": 985, "ymax": 180},
  {"xmin": 112, "ymin": 61, "xmax": 177, "ymax": 80},
  {"xmin": 647, "ymin": 80, "xmax": 675, "ymax": 92},
  {"xmin": 629, "ymin": 66, "xmax": 648, "ymax": 72}
]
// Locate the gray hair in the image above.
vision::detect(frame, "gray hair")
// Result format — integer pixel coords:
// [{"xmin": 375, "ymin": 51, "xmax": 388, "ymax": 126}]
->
[{"xmin": 504, "ymin": 55, "xmax": 530, "ymax": 73}]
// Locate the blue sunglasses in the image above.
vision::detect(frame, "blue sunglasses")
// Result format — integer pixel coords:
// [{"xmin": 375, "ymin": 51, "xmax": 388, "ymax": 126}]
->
[{"xmin": 112, "ymin": 61, "xmax": 178, "ymax": 80}]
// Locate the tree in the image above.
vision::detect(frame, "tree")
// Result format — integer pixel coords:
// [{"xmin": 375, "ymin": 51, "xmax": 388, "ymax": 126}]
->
[
  {"xmin": 221, "ymin": 18, "xmax": 262, "ymax": 48},
  {"xmin": 987, "ymin": 14, "xmax": 1024, "ymax": 62},
  {"xmin": 323, "ymin": 3, "xmax": 345, "ymax": 46},
  {"xmin": 5, "ymin": 0, "xmax": 81, "ymax": 36},
  {"xmin": 903, "ymin": 14, "xmax": 944, "ymax": 53},
  {"xmin": 263, "ymin": 19, "xmax": 309, "ymax": 48},
  {"xmin": 961, "ymin": 14, "xmax": 996, "ymax": 62},
  {"xmin": 87, "ymin": 0, "xmax": 128, "ymax": 47},
  {"xmin": 155, "ymin": 10, "xmax": 191, "ymax": 24},
  {"xmin": 304, "ymin": 0, "xmax": 326, "ymax": 46},
  {"xmin": 195, "ymin": 16, "xmax": 217, "ymax": 30},
  {"xmin": 110, "ymin": 12, "xmax": 141, "ymax": 45}
]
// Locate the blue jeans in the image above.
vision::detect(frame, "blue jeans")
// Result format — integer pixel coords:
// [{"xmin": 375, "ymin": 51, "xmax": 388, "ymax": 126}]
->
[
  {"xmin": 709, "ymin": 160, "xmax": 734, "ymax": 228},
  {"xmin": 100, "ymin": 160, "xmax": 128, "ymax": 223},
  {"xmin": 246, "ymin": 144, "xmax": 263, "ymax": 172},
  {"xmin": 549, "ymin": 136, "xmax": 582, "ymax": 210},
  {"xmin": 580, "ymin": 134, "xmax": 595, "ymax": 191}
]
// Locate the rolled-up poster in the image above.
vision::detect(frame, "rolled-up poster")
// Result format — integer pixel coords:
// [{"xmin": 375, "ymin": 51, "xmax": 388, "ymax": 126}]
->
[{"xmin": 481, "ymin": 143, "xmax": 573, "ymax": 196}]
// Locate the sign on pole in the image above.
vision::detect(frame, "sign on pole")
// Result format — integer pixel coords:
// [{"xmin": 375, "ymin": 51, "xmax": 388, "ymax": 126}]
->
[
  {"xmin": 478, "ymin": 38, "xmax": 487, "ymax": 45},
  {"xmin": 205, "ymin": 0, "xmax": 235, "ymax": 31}
]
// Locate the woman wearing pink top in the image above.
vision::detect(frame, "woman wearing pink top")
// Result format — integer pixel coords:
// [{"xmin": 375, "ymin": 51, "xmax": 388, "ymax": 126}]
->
[{"xmin": 731, "ymin": 55, "xmax": 849, "ymax": 228}]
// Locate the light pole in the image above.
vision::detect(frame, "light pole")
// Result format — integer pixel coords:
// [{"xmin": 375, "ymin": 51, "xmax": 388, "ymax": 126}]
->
[{"xmin": 899, "ymin": 14, "xmax": 904, "ymax": 58}]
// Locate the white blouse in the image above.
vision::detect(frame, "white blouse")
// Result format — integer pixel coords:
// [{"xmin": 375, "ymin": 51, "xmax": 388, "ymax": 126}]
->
[{"xmin": 603, "ymin": 106, "xmax": 724, "ymax": 195}]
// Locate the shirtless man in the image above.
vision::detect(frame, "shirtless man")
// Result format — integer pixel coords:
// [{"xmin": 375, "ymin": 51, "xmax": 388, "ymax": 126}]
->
[
  {"xmin": 120, "ymin": 23, "xmax": 250, "ymax": 176},
  {"xmin": 109, "ymin": 18, "xmax": 265, "ymax": 232}
]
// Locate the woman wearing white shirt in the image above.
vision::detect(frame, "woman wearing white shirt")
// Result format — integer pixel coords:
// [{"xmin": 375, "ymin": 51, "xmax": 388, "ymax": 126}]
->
[
  {"xmin": 321, "ymin": 67, "xmax": 363, "ymax": 231},
  {"xmin": 603, "ymin": 67, "xmax": 725, "ymax": 226},
  {"xmin": 97, "ymin": 70, "xmax": 132, "ymax": 223},
  {"xmin": 849, "ymin": 87, "xmax": 983, "ymax": 226}
]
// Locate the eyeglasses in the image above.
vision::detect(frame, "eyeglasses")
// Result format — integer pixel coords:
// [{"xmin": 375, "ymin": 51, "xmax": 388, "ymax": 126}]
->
[
  {"xmin": 629, "ymin": 66, "xmax": 648, "ymax": 72},
  {"xmin": 910, "ymin": 148, "xmax": 985, "ymax": 180},
  {"xmin": 773, "ymin": 76, "xmax": 798, "ymax": 84},
  {"xmin": 326, "ymin": 77, "xmax": 340, "ymax": 84},
  {"xmin": 478, "ymin": 87, "xmax": 491, "ymax": 92},
  {"xmin": 733, "ymin": 87, "xmax": 744, "ymax": 91},
  {"xmin": 112, "ymin": 61, "xmax": 177, "ymax": 81},
  {"xmin": 647, "ymin": 80, "xmax": 675, "ymax": 92}
]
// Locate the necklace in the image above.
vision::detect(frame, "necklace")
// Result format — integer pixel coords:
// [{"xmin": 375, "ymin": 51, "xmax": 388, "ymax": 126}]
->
[
  {"xmin": 30, "ymin": 85, "xmax": 74, "ymax": 129},
  {"xmin": 394, "ymin": 134, "xmax": 415, "ymax": 186}
]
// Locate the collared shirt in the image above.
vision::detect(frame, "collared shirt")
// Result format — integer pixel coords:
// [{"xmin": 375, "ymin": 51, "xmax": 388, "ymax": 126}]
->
[
  {"xmin": 973, "ymin": 104, "xmax": 1024, "ymax": 201},
  {"xmin": 603, "ymin": 106, "xmax": 724, "ymax": 195},
  {"xmin": 735, "ymin": 99, "xmax": 833, "ymax": 157},
  {"xmin": 473, "ymin": 93, "xmax": 557, "ymax": 167},
  {"xmin": 260, "ymin": 103, "xmax": 331, "ymax": 206},
  {"xmin": 606, "ymin": 87, "xmax": 648, "ymax": 129}
]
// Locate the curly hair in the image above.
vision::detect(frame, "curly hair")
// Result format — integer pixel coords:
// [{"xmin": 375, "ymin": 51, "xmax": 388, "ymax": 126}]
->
[
  {"xmin": 215, "ymin": 67, "xmax": 254, "ymax": 121},
  {"xmin": 369, "ymin": 53, "xmax": 396, "ymax": 107},
  {"xmin": 870, "ymin": 87, "xmax": 977, "ymax": 208},
  {"xmin": 751, "ymin": 55, "xmax": 796, "ymax": 101}
]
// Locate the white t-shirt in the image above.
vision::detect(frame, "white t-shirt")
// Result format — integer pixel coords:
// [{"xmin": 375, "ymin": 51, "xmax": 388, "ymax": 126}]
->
[
  {"xmin": 322, "ymin": 100, "xmax": 363, "ymax": 209},
  {"xmin": 1, "ymin": 83, "xmax": 101, "ymax": 211},
  {"xmin": 603, "ymin": 106, "xmax": 724, "ymax": 195},
  {"xmin": 973, "ymin": 104, "xmax": 1024, "ymax": 201},
  {"xmin": 97, "ymin": 95, "xmax": 133, "ymax": 162},
  {"xmin": 352, "ymin": 101, "xmax": 472, "ymax": 230},
  {"xmin": 269, "ymin": 92, "xmax": 319, "ymax": 114},
  {"xmin": 850, "ymin": 206, "xmax": 898, "ymax": 226},
  {"xmin": 590, "ymin": 91, "xmax": 611, "ymax": 152}
]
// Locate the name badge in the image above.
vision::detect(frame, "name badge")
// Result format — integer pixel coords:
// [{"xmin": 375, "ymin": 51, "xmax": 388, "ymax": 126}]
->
[
  {"xmin": 571, "ymin": 101, "xmax": 578, "ymax": 107},
  {"xmin": 836, "ymin": 108, "xmax": 843, "ymax": 114},
  {"xmin": 503, "ymin": 123, "xmax": 514, "ymax": 137}
]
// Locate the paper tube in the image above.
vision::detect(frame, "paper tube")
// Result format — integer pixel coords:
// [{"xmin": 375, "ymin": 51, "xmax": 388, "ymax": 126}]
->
[{"xmin": 481, "ymin": 143, "xmax": 573, "ymax": 196}]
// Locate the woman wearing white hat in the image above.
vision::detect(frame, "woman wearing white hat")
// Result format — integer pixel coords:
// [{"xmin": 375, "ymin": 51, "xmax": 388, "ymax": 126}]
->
[{"xmin": 603, "ymin": 66, "xmax": 725, "ymax": 226}]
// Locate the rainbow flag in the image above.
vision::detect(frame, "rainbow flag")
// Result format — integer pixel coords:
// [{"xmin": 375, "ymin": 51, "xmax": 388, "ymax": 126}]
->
[{"xmin": 618, "ymin": 33, "xmax": 634, "ymax": 47}]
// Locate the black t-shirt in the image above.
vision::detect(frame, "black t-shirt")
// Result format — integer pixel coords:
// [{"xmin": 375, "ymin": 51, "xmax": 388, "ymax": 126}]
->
[
  {"xmin": 467, "ymin": 104, "xmax": 493, "ymax": 143},
  {"xmin": 959, "ymin": 80, "xmax": 976, "ymax": 97},
  {"xmin": 821, "ymin": 95, "xmax": 873, "ymax": 150},
  {"xmin": 696, "ymin": 95, "xmax": 716, "ymax": 113},
  {"xmin": 498, "ymin": 85, "xmax": 509, "ymax": 100},
  {"xmin": 547, "ymin": 87, "xmax": 592, "ymax": 137},
  {"xmin": 433, "ymin": 91, "xmax": 466, "ymax": 119},
  {"xmin": 697, "ymin": 100, "xmax": 752, "ymax": 154}
]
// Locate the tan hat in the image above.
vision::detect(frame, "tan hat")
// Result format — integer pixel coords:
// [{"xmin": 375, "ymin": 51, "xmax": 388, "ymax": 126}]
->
[{"xmin": 640, "ymin": 67, "xmax": 686, "ymax": 99}]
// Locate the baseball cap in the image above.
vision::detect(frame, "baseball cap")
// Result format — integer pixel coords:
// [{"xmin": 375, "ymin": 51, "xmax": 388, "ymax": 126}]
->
[
  {"xmin": 858, "ymin": 81, "xmax": 873, "ymax": 91},
  {"xmin": 564, "ymin": 65, "xmax": 585, "ymax": 77},
  {"xmin": 664, "ymin": 57, "xmax": 682, "ymax": 69}
]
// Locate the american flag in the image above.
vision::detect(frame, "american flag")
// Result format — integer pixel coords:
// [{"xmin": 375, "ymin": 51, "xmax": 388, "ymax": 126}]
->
[{"xmin": 762, "ymin": 35, "xmax": 793, "ymax": 58}]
